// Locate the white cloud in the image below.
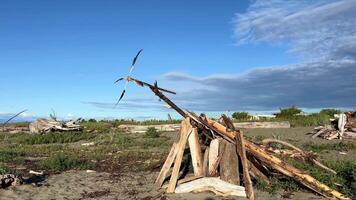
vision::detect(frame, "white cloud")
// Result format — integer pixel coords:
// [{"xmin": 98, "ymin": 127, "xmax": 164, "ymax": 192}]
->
[{"xmin": 234, "ymin": 0, "xmax": 356, "ymax": 60}]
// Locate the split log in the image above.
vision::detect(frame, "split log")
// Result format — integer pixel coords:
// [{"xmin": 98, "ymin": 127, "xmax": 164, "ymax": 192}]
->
[
  {"xmin": 155, "ymin": 142, "xmax": 178, "ymax": 187},
  {"xmin": 188, "ymin": 128, "xmax": 204, "ymax": 176},
  {"xmin": 167, "ymin": 118, "xmax": 193, "ymax": 193},
  {"xmin": 205, "ymin": 118, "xmax": 350, "ymax": 200},
  {"xmin": 174, "ymin": 177, "xmax": 246, "ymax": 197},
  {"xmin": 208, "ymin": 139, "xmax": 220, "ymax": 176},
  {"xmin": 235, "ymin": 130, "xmax": 254, "ymax": 200},
  {"xmin": 219, "ymin": 139, "xmax": 240, "ymax": 185}
]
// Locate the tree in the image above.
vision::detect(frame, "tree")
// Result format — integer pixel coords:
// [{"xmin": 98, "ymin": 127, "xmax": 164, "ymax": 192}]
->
[
  {"xmin": 319, "ymin": 109, "xmax": 341, "ymax": 117},
  {"xmin": 275, "ymin": 106, "xmax": 302, "ymax": 118},
  {"xmin": 232, "ymin": 112, "xmax": 251, "ymax": 121}
]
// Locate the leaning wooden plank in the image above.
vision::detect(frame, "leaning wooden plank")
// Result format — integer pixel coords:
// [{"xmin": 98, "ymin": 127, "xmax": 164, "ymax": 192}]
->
[
  {"xmin": 208, "ymin": 139, "xmax": 220, "ymax": 176},
  {"xmin": 155, "ymin": 142, "xmax": 178, "ymax": 187},
  {"xmin": 235, "ymin": 130, "xmax": 254, "ymax": 200},
  {"xmin": 188, "ymin": 127, "xmax": 204, "ymax": 176},
  {"xmin": 175, "ymin": 177, "xmax": 246, "ymax": 197},
  {"xmin": 219, "ymin": 139, "xmax": 240, "ymax": 185},
  {"xmin": 205, "ymin": 118, "xmax": 350, "ymax": 200},
  {"xmin": 166, "ymin": 118, "xmax": 193, "ymax": 193}
]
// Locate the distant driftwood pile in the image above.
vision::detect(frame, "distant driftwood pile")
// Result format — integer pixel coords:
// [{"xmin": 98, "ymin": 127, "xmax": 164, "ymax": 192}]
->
[
  {"xmin": 29, "ymin": 118, "xmax": 83, "ymax": 134},
  {"xmin": 311, "ymin": 112, "xmax": 356, "ymax": 140}
]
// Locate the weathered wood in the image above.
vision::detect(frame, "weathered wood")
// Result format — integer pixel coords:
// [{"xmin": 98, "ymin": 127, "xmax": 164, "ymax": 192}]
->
[
  {"xmin": 188, "ymin": 128, "xmax": 204, "ymax": 176},
  {"xmin": 205, "ymin": 118, "xmax": 349, "ymax": 200},
  {"xmin": 202, "ymin": 146, "xmax": 209, "ymax": 176},
  {"xmin": 219, "ymin": 139, "xmax": 240, "ymax": 185},
  {"xmin": 208, "ymin": 139, "xmax": 220, "ymax": 176},
  {"xmin": 338, "ymin": 113, "xmax": 347, "ymax": 139},
  {"xmin": 155, "ymin": 142, "xmax": 178, "ymax": 187},
  {"xmin": 262, "ymin": 139, "xmax": 337, "ymax": 174},
  {"xmin": 235, "ymin": 131, "xmax": 254, "ymax": 200},
  {"xmin": 174, "ymin": 177, "xmax": 246, "ymax": 197},
  {"xmin": 233, "ymin": 121, "xmax": 290, "ymax": 129},
  {"xmin": 247, "ymin": 160, "xmax": 270, "ymax": 184},
  {"xmin": 167, "ymin": 118, "xmax": 193, "ymax": 193}
]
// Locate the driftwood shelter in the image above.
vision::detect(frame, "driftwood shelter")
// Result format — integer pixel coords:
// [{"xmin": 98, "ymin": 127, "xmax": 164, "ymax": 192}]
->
[
  {"xmin": 115, "ymin": 51, "xmax": 350, "ymax": 199},
  {"xmin": 117, "ymin": 75, "xmax": 349, "ymax": 200}
]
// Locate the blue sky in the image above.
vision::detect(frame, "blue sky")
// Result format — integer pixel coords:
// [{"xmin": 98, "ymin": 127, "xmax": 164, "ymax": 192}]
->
[{"xmin": 1, "ymin": 0, "xmax": 355, "ymax": 121}]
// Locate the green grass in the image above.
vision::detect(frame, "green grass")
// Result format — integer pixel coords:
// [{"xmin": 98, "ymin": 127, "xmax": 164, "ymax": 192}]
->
[
  {"xmin": 16, "ymin": 131, "xmax": 97, "ymax": 145},
  {"xmin": 286, "ymin": 159, "xmax": 356, "ymax": 199},
  {"xmin": 41, "ymin": 153, "xmax": 95, "ymax": 172},
  {"xmin": 303, "ymin": 142, "xmax": 356, "ymax": 152},
  {"xmin": 0, "ymin": 149, "xmax": 25, "ymax": 163}
]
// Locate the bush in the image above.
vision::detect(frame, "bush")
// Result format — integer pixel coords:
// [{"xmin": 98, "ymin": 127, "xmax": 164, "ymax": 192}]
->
[
  {"xmin": 232, "ymin": 112, "xmax": 251, "ymax": 121},
  {"xmin": 41, "ymin": 153, "xmax": 94, "ymax": 172},
  {"xmin": 320, "ymin": 109, "xmax": 341, "ymax": 118},
  {"xmin": 144, "ymin": 127, "xmax": 160, "ymax": 138},
  {"xmin": 275, "ymin": 106, "xmax": 302, "ymax": 118}
]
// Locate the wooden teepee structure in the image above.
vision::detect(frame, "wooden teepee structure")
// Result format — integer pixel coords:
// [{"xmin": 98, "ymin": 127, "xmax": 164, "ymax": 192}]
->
[{"xmin": 121, "ymin": 76, "xmax": 350, "ymax": 200}]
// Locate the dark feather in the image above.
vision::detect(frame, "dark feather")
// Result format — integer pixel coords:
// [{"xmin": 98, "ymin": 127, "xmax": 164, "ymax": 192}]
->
[
  {"xmin": 116, "ymin": 90, "xmax": 126, "ymax": 105},
  {"xmin": 131, "ymin": 49, "xmax": 143, "ymax": 67},
  {"xmin": 114, "ymin": 77, "xmax": 124, "ymax": 84}
]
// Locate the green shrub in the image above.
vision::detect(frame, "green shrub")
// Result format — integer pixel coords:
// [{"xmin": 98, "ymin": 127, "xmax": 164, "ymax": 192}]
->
[
  {"xmin": 275, "ymin": 106, "xmax": 302, "ymax": 118},
  {"xmin": 320, "ymin": 109, "xmax": 341, "ymax": 118},
  {"xmin": 41, "ymin": 153, "xmax": 95, "ymax": 172},
  {"xmin": 144, "ymin": 127, "xmax": 160, "ymax": 138},
  {"xmin": 232, "ymin": 112, "xmax": 251, "ymax": 121}
]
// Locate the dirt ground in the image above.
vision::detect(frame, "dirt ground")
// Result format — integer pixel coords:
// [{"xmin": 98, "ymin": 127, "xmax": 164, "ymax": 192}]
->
[
  {"xmin": 0, "ymin": 170, "xmax": 324, "ymax": 200},
  {"xmin": 1, "ymin": 126, "xmax": 354, "ymax": 200}
]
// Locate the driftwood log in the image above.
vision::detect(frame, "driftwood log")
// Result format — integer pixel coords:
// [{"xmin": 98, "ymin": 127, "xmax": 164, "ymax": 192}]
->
[{"xmin": 29, "ymin": 118, "xmax": 83, "ymax": 134}]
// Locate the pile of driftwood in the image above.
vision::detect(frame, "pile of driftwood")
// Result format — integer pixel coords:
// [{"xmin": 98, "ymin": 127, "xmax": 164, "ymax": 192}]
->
[
  {"xmin": 29, "ymin": 118, "xmax": 83, "ymax": 134},
  {"xmin": 311, "ymin": 112, "xmax": 356, "ymax": 140},
  {"xmin": 155, "ymin": 114, "xmax": 348, "ymax": 199},
  {"xmin": 114, "ymin": 75, "xmax": 350, "ymax": 199}
]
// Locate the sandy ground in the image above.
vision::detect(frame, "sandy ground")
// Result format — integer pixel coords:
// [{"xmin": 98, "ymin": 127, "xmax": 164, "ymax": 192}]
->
[{"xmin": 0, "ymin": 170, "xmax": 325, "ymax": 200}]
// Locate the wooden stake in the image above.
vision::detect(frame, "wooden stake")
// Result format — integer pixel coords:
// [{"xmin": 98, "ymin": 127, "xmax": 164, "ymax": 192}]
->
[
  {"xmin": 166, "ymin": 118, "xmax": 193, "ymax": 193},
  {"xmin": 188, "ymin": 127, "xmax": 204, "ymax": 176}
]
